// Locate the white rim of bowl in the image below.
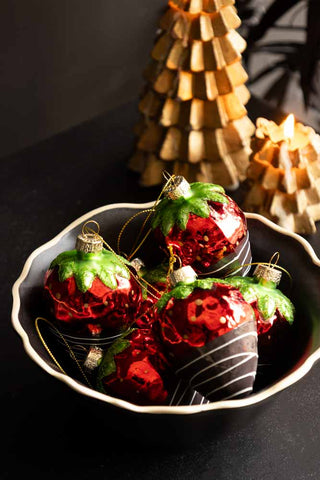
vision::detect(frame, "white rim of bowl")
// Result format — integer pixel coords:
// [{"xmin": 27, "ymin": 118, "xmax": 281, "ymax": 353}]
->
[{"xmin": 11, "ymin": 202, "xmax": 320, "ymax": 415}]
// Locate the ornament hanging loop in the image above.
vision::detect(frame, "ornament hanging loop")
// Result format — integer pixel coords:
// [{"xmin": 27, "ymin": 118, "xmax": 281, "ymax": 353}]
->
[
  {"xmin": 175, "ymin": 255, "xmax": 182, "ymax": 269},
  {"xmin": 268, "ymin": 251, "xmax": 280, "ymax": 269},
  {"xmin": 82, "ymin": 219, "xmax": 100, "ymax": 237},
  {"xmin": 254, "ymin": 252, "xmax": 282, "ymax": 286},
  {"xmin": 162, "ymin": 170, "xmax": 173, "ymax": 183},
  {"xmin": 76, "ymin": 220, "xmax": 103, "ymax": 253}
]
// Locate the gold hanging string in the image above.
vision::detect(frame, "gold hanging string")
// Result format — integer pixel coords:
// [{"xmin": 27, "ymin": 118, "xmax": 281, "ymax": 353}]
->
[
  {"xmin": 132, "ymin": 270, "xmax": 163, "ymax": 302},
  {"xmin": 84, "ymin": 226, "xmax": 162, "ymax": 301},
  {"xmin": 126, "ymin": 172, "xmax": 175, "ymax": 260},
  {"xmin": 127, "ymin": 226, "xmax": 153, "ymax": 262},
  {"xmin": 164, "ymin": 245, "xmax": 183, "ymax": 291},
  {"xmin": 167, "ymin": 245, "xmax": 176, "ymax": 276},
  {"xmin": 268, "ymin": 251, "xmax": 280, "ymax": 268},
  {"xmin": 162, "ymin": 170, "xmax": 173, "ymax": 182},
  {"xmin": 239, "ymin": 261, "xmax": 292, "ymax": 284},
  {"xmin": 126, "ymin": 235, "xmax": 178, "ymax": 325},
  {"xmin": 137, "ymin": 273, "xmax": 164, "ymax": 301},
  {"xmin": 116, "ymin": 209, "xmax": 154, "ymax": 257},
  {"xmin": 82, "ymin": 219, "xmax": 100, "ymax": 236},
  {"xmin": 116, "ymin": 172, "xmax": 177, "ymax": 261},
  {"xmin": 197, "ymin": 252, "xmax": 292, "ymax": 285},
  {"xmin": 34, "ymin": 317, "xmax": 92, "ymax": 388}
]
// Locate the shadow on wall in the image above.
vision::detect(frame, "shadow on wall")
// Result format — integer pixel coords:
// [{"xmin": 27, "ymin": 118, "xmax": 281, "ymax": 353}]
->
[
  {"xmin": 238, "ymin": 0, "xmax": 320, "ymax": 130},
  {"xmin": 0, "ymin": 0, "xmax": 166, "ymax": 158}
]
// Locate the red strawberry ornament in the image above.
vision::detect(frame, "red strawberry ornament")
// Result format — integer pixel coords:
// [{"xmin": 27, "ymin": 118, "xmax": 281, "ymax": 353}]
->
[
  {"xmin": 219, "ymin": 263, "xmax": 295, "ymax": 368},
  {"xmin": 96, "ymin": 328, "xmax": 170, "ymax": 405},
  {"xmin": 156, "ymin": 266, "xmax": 258, "ymax": 401},
  {"xmin": 152, "ymin": 176, "xmax": 251, "ymax": 277},
  {"xmin": 44, "ymin": 222, "xmax": 141, "ymax": 337}
]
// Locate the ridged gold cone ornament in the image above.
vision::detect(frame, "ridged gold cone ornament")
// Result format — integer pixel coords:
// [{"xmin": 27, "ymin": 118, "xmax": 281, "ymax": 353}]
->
[
  {"xmin": 169, "ymin": 0, "xmax": 236, "ymax": 14},
  {"xmin": 243, "ymin": 115, "xmax": 320, "ymax": 234},
  {"xmin": 129, "ymin": 0, "xmax": 254, "ymax": 189}
]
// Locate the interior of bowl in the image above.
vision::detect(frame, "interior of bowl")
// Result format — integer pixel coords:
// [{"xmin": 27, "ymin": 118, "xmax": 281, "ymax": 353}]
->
[{"xmin": 13, "ymin": 203, "xmax": 320, "ymax": 412}]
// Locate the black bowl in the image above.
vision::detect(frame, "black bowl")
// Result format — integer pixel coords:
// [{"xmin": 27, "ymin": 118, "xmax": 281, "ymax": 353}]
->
[{"xmin": 11, "ymin": 202, "xmax": 320, "ymax": 446}]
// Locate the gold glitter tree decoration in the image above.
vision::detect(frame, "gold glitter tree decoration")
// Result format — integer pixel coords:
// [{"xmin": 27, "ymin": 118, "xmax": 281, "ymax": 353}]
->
[{"xmin": 129, "ymin": 0, "xmax": 255, "ymax": 189}]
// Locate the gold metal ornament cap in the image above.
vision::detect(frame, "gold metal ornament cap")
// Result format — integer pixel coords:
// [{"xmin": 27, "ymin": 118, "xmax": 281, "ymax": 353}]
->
[
  {"xmin": 76, "ymin": 220, "xmax": 103, "ymax": 253},
  {"xmin": 253, "ymin": 264, "xmax": 282, "ymax": 286},
  {"xmin": 131, "ymin": 257, "xmax": 145, "ymax": 272},
  {"xmin": 169, "ymin": 265, "xmax": 197, "ymax": 287},
  {"xmin": 76, "ymin": 233, "xmax": 103, "ymax": 253},
  {"xmin": 83, "ymin": 346, "xmax": 104, "ymax": 372},
  {"xmin": 165, "ymin": 176, "xmax": 191, "ymax": 200}
]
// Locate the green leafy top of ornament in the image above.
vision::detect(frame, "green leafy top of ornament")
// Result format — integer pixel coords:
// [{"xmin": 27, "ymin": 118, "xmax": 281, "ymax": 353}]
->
[
  {"xmin": 217, "ymin": 276, "xmax": 295, "ymax": 324},
  {"xmin": 156, "ymin": 278, "xmax": 215, "ymax": 311},
  {"xmin": 151, "ymin": 182, "xmax": 228, "ymax": 236},
  {"xmin": 96, "ymin": 329, "xmax": 135, "ymax": 393},
  {"xmin": 50, "ymin": 248, "xmax": 131, "ymax": 293}
]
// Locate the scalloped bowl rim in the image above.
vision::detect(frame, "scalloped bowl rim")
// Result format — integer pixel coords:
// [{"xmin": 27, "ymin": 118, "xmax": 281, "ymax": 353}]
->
[{"xmin": 11, "ymin": 202, "xmax": 320, "ymax": 415}]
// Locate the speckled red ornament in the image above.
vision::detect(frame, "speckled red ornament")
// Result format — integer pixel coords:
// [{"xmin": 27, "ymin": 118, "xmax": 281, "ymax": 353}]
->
[
  {"xmin": 218, "ymin": 264, "xmax": 295, "ymax": 359},
  {"xmin": 44, "ymin": 226, "xmax": 141, "ymax": 336},
  {"xmin": 156, "ymin": 270, "xmax": 258, "ymax": 401},
  {"xmin": 158, "ymin": 282, "xmax": 254, "ymax": 349},
  {"xmin": 152, "ymin": 178, "xmax": 251, "ymax": 277},
  {"xmin": 97, "ymin": 328, "xmax": 170, "ymax": 405},
  {"xmin": 45, "ymin": 268, "xmax": 141, "ymax": 335}
]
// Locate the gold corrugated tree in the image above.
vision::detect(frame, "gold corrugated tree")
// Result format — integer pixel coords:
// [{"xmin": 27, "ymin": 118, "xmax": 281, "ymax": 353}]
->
[
  {"xmin": 129, "ymin": 0, "xmax": 254, "ymax": 189},
  {"xmin": 243, "ymin": 116, "xmax": 320, "ymax": 234}
]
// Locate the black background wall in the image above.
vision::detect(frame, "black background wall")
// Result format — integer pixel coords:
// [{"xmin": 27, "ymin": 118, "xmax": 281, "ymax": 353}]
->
[{"xmin": 0, "ymin": 0, "xmax": 166, "ymax": 158}]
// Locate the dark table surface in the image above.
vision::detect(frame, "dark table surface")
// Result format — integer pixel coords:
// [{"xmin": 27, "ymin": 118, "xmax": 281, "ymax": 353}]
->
[{"xmin": 3, "ymin": 97, "xmax": 320, "ymax": 480}]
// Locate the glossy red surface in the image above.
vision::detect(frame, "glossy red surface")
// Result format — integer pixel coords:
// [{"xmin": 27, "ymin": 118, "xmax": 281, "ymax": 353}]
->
[
  {"xmin": 155, "ymin": 196, "xmax": 247, "ymax": 273},
  {"xmin": 44, "ymin": 268, "xmax": 141, "ymax": 334},
  {"xmin": 158, "ymin": 282, "xmax": 255, "ymax": 351},
  {"xmin": 100, "ymin": 328, "xmax": 169, "ymax": 405}
]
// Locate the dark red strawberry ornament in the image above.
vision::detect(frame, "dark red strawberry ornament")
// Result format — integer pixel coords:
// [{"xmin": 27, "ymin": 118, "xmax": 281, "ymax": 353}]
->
[
  {"xmin": 151, "ymin": 176, "xmax": 251, "ymax": 277},
  {"xmin": 219, "ymin": 263, "xmax": 295, "ymax": 367},
  {"xmin": 156, "ymin": 266, "xmax": 258, "ymax": 401},
  {"xmin": 96, "ymin": 328, "xmax": 170, "ymax": 405},
  {"xmin": 44, "ymin": 222, "xmax": 142, "ymax": 336}
]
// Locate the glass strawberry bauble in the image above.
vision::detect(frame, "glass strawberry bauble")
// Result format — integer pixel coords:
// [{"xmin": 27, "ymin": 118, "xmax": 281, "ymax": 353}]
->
[
  {"xmin": 218, "ymin": 263, "xmax": 295, "ymax": 368},
  {"xmin": 218, "ymin": 264, "xmax": 295, "ymax": 334},
  {"xmin": 156, "ymin": 266, "xmax": 258, "ymax": 402},
  {"xmin": 152, "ymin": 176, "xmax": 251, "ymax": 277},
  {"xmin": 44, "ymin": 222, "xmax": 142, "ymax": 336},
  {"xmin": 96, "ymin": 328, "xmax": 170, "ymax": 405}
]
